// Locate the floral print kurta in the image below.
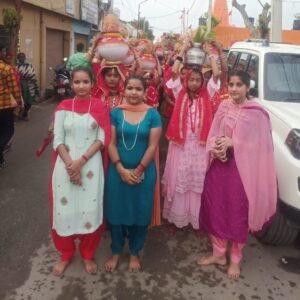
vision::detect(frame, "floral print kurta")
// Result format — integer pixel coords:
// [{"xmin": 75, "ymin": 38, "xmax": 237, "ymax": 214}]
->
[{"xmin": 52, "ymin": 110, "xmax": 105, "ymax": 236}]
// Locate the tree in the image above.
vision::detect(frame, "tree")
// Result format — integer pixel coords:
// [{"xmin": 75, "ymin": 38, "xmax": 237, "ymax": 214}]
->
[
  {"xmin": 131, "ymin": 17, "xmax": 154, "ymax": 40},
  {"xmin": 232, "ymin": 0, "xmax": 271, "ymax": 39},
  {"xmin": 257, "ymin": 3, "xmax": 271, "ymax": 39}
]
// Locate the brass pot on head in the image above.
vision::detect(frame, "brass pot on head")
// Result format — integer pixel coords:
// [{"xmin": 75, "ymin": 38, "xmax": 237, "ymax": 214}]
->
[{"xmin": 185, "ymin": 42, "xmax": 206, "ymax": 67}]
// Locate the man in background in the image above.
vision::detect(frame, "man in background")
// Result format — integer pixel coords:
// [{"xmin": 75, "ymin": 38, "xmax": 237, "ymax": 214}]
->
[{"xmin": 0, "ymin": 44, "xmax": 22, "ymax": 169}]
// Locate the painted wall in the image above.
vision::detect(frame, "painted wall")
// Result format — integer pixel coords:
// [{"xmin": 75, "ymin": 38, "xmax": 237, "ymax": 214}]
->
[
  {"xmin": 215, "ymin": 26, "xmax": 300, "ymax": 48},
  {"xmin": 22, "ymin": 0, "xmax": 81, "ymax": 19}
]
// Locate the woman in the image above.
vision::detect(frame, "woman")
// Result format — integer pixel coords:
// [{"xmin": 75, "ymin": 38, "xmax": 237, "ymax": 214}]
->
[
  {"xmin": 198, "ymin": 70, "xmax": 277, "ymax": 280},
  {"xmin": 50, "ymin": 67, "xmax": 111, "ymax": 275},
  {"xmin": 162, "ymin": 66, "xmax": 219, "ymax": 231},
  {"xmin": 105, "ymin": 76, "xmax": 162, "ymax": 272},
  {"xmin": 16, "ymin": 52, "xmax": 39, "ymax": 120}
]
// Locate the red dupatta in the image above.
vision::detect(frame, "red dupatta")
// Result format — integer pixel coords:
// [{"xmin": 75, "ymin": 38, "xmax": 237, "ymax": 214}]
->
[
  {"xmin": 166, "ymin": 70, "xmax": 213, "ymax": 146},
  {"xmin": 53, "ymin": 97, "xmax": 111, "ymax": 171},
  {"xmin": 91, "ymin": 63, "xmax": 126, "ymax": 99}
]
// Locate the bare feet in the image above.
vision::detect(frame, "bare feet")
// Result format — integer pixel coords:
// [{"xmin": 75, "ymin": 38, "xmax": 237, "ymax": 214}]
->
[
  {"xmin": 83, "ymin": 259, "xmax": 98, "ymax": 274},
  {"xmin": 105, "ymin": 255, "xmax": 120, "ymax": 272},
  {"xmin": 128, "ymin": 255, "xmax": 141, "ymax": 273},
  {"xmin": 197, "ymin": 255, "xmax": 227, "ymax": 266},
  {"xmin": 227, "ymin": 261, "xmax": 241, "ymax": 280},
  {"xmin": 53, "ymin": 260, "xmax": 71, "ymax": 276}
]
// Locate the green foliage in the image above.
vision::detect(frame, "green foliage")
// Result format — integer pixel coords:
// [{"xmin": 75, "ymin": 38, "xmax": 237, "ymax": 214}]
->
[
  {"xmin": 194, "ymin": 14, "xmax": 219, "ymax": 43},
  {"xmin": 2, "ymin": 8, "xmax": 21, "ymax": 33}
]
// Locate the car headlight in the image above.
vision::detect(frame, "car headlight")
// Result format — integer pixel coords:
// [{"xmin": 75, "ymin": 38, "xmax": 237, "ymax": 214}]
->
[{"xmin": 285, "ymin": 129, "xmax": 300, "ymax": 159}]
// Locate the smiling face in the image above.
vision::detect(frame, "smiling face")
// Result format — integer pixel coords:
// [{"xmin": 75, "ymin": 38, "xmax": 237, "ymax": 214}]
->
[
  {"xmin": 187, "ymin": 71, "xmax": 203, "ymax": 93},
  {"xmin": 124, "ymin": 79, "xmax": 145, "ymax": 105},
  {"xmin": 72, "ymin": 70, "xmax": 93, "ymax": 98},
  {"xmin": 228, "ymin": 75, "xmax": 250, "ymax": 103}
]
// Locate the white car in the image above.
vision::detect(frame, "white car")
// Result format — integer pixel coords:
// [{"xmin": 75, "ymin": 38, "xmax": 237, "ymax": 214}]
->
[{"xmin": 228, "ymin": 40, "xmax": 300, "ymax": 245}]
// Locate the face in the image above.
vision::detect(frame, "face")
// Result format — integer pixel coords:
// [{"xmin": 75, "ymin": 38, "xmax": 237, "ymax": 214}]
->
[
  {"xmin": 18, "ymin": 54, "xmax": 26, "ymax": 63},
  {"xmin": 72, "ymin": 71, "xmax": 93, "ymax": 98},
  {"xmin": 104, "ymin": 69, "xmax": 120, "ymax": 88},
  {"xmin": 228, "ymin": 76, "xmax": 250, "ymax": 103},
  {"xmin": 124, "ymin": 79, "xmax": 145, "ymax": 105},
  {"xmin": 187, "ymin": 71, "xmax": 203, "ymax": 93},
  {"xmin": 143, "ymin": 73, "xmax": 154, "ymax": 86},
  {"xmin": 180, "ymin": 68, "xmax": 187, "ymax": 82}
]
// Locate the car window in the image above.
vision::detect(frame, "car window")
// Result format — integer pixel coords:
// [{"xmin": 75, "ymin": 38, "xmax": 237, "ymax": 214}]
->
[
  {"xmin": 227, "ymin": 51, "xmax": 239, "ymax": 71},
  {"xmin": 247, "ymin": 55, "xmax": 259, "ymax": 97},
  {"xmin": 264, "ymin": 53, "xmax": 300, "ymax": 102},
  {"xmin": 236, "ymin": 53, "xmax": 250, "ymax": 71}
]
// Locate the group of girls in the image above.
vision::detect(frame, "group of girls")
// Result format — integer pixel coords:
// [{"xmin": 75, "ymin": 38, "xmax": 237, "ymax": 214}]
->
[{"xmin": 49, "ymin": 37, "xmax": 277, "ymax": 280}]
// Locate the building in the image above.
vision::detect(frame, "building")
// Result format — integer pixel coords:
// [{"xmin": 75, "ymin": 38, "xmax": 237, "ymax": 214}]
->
[{"xmin": 0, "ymin": 0, "xmax": 111, "ymax": 98}]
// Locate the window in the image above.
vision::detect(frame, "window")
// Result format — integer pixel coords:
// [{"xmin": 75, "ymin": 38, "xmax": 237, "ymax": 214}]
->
[
  {"xmin": 264, "ymin": 53, "xmax": 300, "ymax": 102},
  {"xmin": 236, "ymin": 53, "xmax": 250, "ymax": 71},
  {"xmin": 247, "ymin": 55, "xmax": 259, "ymax": 97},
  {"xmin": 227, "ymin": 51, "xmax": 239, "ymax": 71}
]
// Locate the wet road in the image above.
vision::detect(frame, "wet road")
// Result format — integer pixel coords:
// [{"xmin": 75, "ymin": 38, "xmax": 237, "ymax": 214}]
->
[{"xmin": 0, "ymin": 100, "xmax": 299, "ymax": 300}]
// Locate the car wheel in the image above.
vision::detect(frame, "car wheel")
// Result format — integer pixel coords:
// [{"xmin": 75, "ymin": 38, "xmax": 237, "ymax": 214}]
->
[{"xmin": 256, "ymin": 212, "xmax": 299, "ymax": 245}]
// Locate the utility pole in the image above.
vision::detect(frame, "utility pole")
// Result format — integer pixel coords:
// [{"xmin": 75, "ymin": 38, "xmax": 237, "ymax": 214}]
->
[
  {"xmin": 206, "ymin": 0, "xmax": 213, "ymax": 34},
  {"xmin": 137, "ymin": 0, "xmax": 149, "ymax": 37},
  {"xmin": 271, "ymin": 0, "xmax": 283, "ymax": 42}
]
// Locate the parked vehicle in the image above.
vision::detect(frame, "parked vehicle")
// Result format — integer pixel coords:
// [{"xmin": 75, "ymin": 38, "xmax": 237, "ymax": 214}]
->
[
  {"xmin": 228, "ymin": 40, "xmax": 300, "ymax": 245},
  {"xmin": 49, "ymin": 57, "xmax": 71, "ymax": 101}
]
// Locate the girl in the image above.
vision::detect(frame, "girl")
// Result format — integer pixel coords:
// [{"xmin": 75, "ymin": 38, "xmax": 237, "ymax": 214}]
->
[
  {"xmin": 105, "ymin": 76, "xmax": 162, "ymax": 272},
  {"xmin": 198, "ymin": 70, "xmax": 277, "ymax": 280},
  {"xmin": 50, "ymin": 66, "xmax": 111, "ymax": 275},
  {"xmin": 162, "ymin": 65, "xmax": 219, "ymax": 231},
  {"xmin": 85, "ymin": 36, "xmax": 126, "ymax": 110}
]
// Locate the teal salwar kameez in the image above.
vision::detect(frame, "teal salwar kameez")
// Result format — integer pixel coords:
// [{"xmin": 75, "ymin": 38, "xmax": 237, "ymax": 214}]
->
[{"xmin": 105, "ymin": 108, "xmax": 162, "ymax": 255}]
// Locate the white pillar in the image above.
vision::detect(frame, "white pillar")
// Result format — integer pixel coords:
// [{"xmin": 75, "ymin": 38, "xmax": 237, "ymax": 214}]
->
[{"xmin": 270, "ymin": 0, "xmax": 283, "ymax": 42}]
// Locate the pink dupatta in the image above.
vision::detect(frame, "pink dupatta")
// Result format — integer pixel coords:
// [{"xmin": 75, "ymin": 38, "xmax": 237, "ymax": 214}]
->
[{"xmin": 207, "ymin": 99, "xmax": 277, "ymax": 232}]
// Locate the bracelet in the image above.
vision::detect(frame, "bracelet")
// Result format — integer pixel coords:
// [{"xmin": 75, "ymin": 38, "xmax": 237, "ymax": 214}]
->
[
  {"xmin": 81, "ymin": 155, "xmax": 89, "ymax": 162},
  {"xmin": 175, "ymin": 56, "xmax": 183, "ymax": 63},
  {"xmin": 136, "ymin": 163, "xmax": 146, "ymax": 173}
]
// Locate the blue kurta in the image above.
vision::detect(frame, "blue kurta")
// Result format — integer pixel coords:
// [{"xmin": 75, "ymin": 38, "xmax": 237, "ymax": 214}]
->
[{"xmin": 105, "ymin": 108, "xmax": 162, "ymax": 226}]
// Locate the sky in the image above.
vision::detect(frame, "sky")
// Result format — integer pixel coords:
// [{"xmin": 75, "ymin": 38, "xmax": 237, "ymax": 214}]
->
[{"xmin": 113, "ymin": 0, "xmax": 300, "ymax": 39}]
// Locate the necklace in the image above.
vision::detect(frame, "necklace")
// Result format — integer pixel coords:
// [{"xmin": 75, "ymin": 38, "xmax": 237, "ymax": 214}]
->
[
  {"xmin": 121, "ymin": 111, "xmax": 142, "ymax": 151},
  {"xmin": 71, "ymin": 97, "xmax": 92, "ymax": 149},
  {"xmin": 189, "ymin": 98, "xmax": 198, "ymax": 133}
]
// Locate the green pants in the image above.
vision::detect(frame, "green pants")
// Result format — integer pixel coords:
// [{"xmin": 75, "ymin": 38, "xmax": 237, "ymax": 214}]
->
[{"xmin": 109, "ymin": 224, "xmax": 148, "ymax": 256}]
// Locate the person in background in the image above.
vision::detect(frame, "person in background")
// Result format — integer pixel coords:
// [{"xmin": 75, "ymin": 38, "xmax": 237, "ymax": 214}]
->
[
  {"xmin": 0, "ymin": 44, "xmax": 22, "ymax": 169},
  {"xmin": 66, "ymin": 42, "xmax": 90, "ymax": 71},
  {"xmin": 198, "ymin": 70, "xmax": 277, "ymax": 280},
  {"xmin": 16, "ymin": 52, "xmax": 39, "ymax": 121},
  {"xmin": 105, "ymin": 76, "xmax": 162, "ymax": 272}
]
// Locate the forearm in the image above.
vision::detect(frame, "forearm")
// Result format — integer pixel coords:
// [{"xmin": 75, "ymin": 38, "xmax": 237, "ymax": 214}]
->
[
  {"xmin": 139, "ymin": 144, "xmax": 158, "ymax": 168},
  {"xmin": 57, "ymin": 144, "xmax": 73, "ymax": 166},
  {"xmin": 209, "ymin": 56, "xmax": 220, "ymax": 83},
  {"xmin": 83, "ymin": 140, "xmax": 103, "ymax": 160}
]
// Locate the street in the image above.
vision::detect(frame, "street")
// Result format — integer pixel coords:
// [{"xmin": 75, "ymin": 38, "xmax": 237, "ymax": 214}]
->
[{"xmin": 0, "ymin": 100, "xmax": 299, "ymax": 300}]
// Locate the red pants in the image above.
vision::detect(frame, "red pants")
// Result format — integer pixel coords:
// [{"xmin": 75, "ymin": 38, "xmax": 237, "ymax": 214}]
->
[
  {"xmin": 211, "ymin": 235, "xmax": 245, "ymax": 264},
  {"xmin": 52, "ymin": 226, "xmax": 104, "ymax": 261}
]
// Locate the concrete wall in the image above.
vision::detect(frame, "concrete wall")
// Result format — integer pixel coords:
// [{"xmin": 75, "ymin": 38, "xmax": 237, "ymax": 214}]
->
[{"xmin": 22, "ymin": 0, "xmax": 81, "ymax": 19}]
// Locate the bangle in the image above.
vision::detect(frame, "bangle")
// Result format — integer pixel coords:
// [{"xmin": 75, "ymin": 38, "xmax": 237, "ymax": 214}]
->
[
  {"xmin": 136, "ymin": 163, "xmax": 146, "ymax": 173},
  {"xmin": 81, "ymin": 155, "xmax": 89, "ymax": 162},
  {"xmin": 175, "ymin": 56, "xmax": 183, "ymax": 62}
]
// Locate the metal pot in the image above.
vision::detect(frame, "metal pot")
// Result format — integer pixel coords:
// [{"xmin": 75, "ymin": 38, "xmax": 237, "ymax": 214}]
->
[{"xmin": 185, "ymin": 42, "xmax": 206, "ymax": 66}]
